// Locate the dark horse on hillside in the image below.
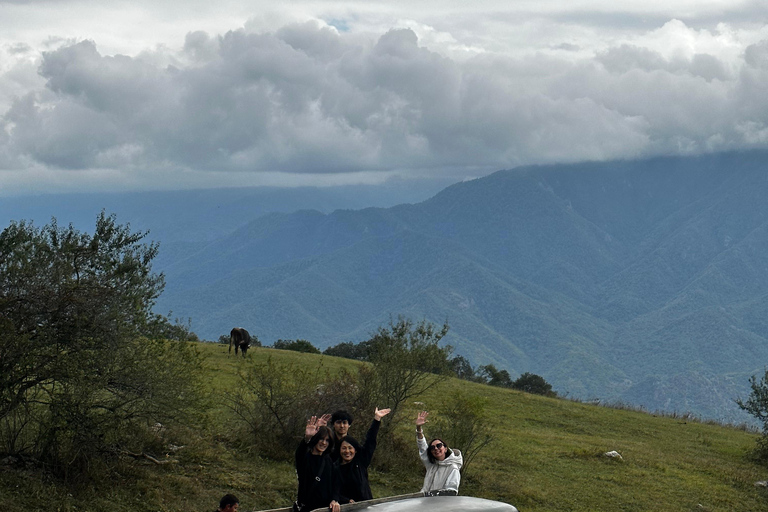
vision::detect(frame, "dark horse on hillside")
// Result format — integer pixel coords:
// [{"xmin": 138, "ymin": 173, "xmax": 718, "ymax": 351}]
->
[{"xmin": 229, "ymin": 327, "xmax": 251, "ymax": 357}]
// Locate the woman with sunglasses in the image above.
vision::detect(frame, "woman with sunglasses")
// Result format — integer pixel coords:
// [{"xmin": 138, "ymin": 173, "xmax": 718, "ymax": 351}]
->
[
  {"xmin": 295, "ymin": 414, "xmax": 341, "ymax": 512},
  {"xmin": 415, "ymin": 411, "xmax": 463, "ymax": 496}
]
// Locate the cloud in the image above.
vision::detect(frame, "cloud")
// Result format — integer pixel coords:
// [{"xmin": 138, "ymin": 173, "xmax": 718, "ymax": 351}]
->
[{"xmin": 1, "ymin": 13, "xmax": 768, "ymax": 192}]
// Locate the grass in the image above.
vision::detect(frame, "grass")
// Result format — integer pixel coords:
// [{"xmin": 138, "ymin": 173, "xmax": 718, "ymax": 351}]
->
[{"xmin": 1, "ymin": 342, "xmax": 767, "ymax": 511}]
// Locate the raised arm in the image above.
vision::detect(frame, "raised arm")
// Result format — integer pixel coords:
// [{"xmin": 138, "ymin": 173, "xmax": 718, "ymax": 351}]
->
[
  {"xmin": 317, "ymin": 413, "xmax": 331, "ymax": 427},
  {"xmin": 415, "ymin": 410, "xmax": 428, "ymax": 440},
  {"xmin": 297, "ymin": 417, "xmax": 317, "ymax": 469},
  {"xmin": 415, "ymin": 411, "xmax": 430, "ymax": 465},
  {"xmin": 304, "ymin": 416, "xmax": 320, "ymax": 442},
  {"xmin": 304, "ymin": 414, "xmax": 331, "ymax": 442},
  {"xmin": 357, "ymin": 407, "xmax": 391, "ymax": 467},
  {"xmin": 374, "ymin": 407, "xmax": 391, "ymax": 421}
]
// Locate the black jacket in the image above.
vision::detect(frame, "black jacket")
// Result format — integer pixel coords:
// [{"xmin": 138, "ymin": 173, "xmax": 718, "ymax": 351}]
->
[
  {"xmin": 336, "ymin": 419, "xmax": 381, "ymax": 503},
  {"xmin": 295, "ymin": 440, "xmax": 340, "ymax": 511}
]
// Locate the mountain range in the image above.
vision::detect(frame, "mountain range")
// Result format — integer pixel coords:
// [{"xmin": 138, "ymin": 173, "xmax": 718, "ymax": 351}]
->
[{"xmin": 4, "ymin": 151, "xmax": 768, "ymax": 422}]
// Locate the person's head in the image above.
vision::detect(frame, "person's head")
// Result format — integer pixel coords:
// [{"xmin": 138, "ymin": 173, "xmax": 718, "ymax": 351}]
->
[
  {"xmin": 308, "ymin": 425, "xmax": 335, "ymax": 455},
  {"xmin": 427, "ymin": 438, "xmax": 452, "ymax": 463},
  {"xmin": 339, "ymin": 436, "xmax": 361, "ymax": 464},
  {"xmin": 331, "ymin": 410, "xmax": 353, "ymax": 439},
  {"xmin": 218, "ymin": 494, "xmax": 239, "ymax": 512}
]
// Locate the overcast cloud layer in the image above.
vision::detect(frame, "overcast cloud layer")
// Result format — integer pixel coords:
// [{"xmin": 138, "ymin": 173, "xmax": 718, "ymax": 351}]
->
[{"xmin": 1, "ymin": 0, "xmax": 768, "ymax": 194}]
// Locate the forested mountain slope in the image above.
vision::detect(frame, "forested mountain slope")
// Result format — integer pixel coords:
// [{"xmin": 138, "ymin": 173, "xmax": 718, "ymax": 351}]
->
[{"xmin": 155, "ymin": 151, "xmax": 768, "ymax": 422}]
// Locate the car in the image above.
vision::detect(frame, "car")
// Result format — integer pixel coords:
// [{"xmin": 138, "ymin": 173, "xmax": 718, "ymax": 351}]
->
[{"xmin": 309, "ymin": 494, "xmax": 519, "ymax": 512}]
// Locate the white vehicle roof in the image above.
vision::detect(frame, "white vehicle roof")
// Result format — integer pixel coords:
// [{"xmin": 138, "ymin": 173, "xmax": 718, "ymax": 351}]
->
[{"xmin": 346, "ymin": 496, "xmax": 518, "ymax": 512}]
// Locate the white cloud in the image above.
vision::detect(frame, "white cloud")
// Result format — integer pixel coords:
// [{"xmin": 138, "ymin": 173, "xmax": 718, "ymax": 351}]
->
[{"xmin": 0, "ymin": 1, "xmax": 767, "ymax": 193}]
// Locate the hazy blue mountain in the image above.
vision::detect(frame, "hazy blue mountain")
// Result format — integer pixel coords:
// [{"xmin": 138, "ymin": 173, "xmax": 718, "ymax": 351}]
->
[
  {"xmin": 3, "ymin": 152, "xmax": 768, "ymax": 422},
  {"xmin": 0, "ymin": 179, "xmax": 452, "ymax": 270},
  {"xmin": 0, "ymin": 178, "xmax": 453, "ymax": 242},
  {"xmin": 155, "ymin": 151, "xmax": 768, "ymax": 423}
]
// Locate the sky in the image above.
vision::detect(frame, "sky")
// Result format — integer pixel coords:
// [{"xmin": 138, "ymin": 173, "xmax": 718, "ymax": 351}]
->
[{"xmin": 1, "ymin": 0, "xmax": 767, "ymax": 195}]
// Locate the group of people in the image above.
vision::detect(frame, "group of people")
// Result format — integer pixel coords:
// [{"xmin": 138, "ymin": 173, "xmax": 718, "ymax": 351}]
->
[
  {"xmin": 215, "ymin": 409, "xmax": 462, "ymax": 512},
  {"xmin": 294, "ymin": 408, "xmax": 463, "ymax": 512}
]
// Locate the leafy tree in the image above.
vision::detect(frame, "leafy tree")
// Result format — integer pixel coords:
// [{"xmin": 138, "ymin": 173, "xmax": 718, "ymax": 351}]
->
[
  {"xmin": 512, "ymin": 372, "xmax": 556, "ymax": 397},
  {"xmin": 365, "ymin": 317, "xmax": 452, "ymax": 427},
  {"xmin": 324, "ymin": 341, "xmax": 359, "ymax": 359},
  {"xmin": 272, "ymin": 338, "xmax": 320, "ymax": 353},
  {"xmin": 478, "ymin": 364, "xmax": 513, "ymax": 388},
  {"xmin": 736, "ymin": 369, "xmax": 768, "ymax": 461},
  {"xmin": 226, "ymin": 356, "xmax": 336, "ymax": 458},
  {"xmin": 431, "ymin": 393, "xmax": 494, "ymax": 476},
  {"xmin": 450, "ymin": 355, "xmax": 477, "ymax": 381},
  {"xmin": 0, "ymin": 213, "xmax": 203, "ymax": 479},
  {"xmin": 146, "ymin": 314, "xmax": 199, "ymax": 341},
  {"xmin": 323, "ymin": 340, "xmax": 373, "ymax": 361}
]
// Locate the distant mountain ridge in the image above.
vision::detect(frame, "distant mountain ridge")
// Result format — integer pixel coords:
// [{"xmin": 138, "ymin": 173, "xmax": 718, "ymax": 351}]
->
[
  {"xmin": 3, "ymin": 152, "xmax": 768, "ymax": 422},
  {"xmin": 156, "ymin": 151, "xmax": 768, "ymax": 423}
]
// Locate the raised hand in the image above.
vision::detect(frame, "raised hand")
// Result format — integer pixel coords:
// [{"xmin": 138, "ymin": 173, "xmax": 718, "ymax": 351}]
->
[
  {"xmin": 305, "ymin": 416, "xmax": 320, "ymax": 440},
  {"xmin": 317, "ymin": 413, "xmax": 331, "ymax": 427},
  {"xmin": 415, "ymin": 410, "xmax": 429, "ymax": 426},
  {"xmin": 374, "ymin": 407, "xmax": 391, "ymax": 421}
]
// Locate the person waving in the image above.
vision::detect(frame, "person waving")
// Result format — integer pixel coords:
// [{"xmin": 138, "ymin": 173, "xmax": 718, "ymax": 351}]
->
[
  {"xmin": 415, "ymin": 411, "xmax": 463, "ymax": 496},
  {"xmin": 337, "ymin": 407, "xmax": 391, "ymax": 503},
  {"xmin": 295, "ymin": 414, "xmax": 341, "ymax": 512}
]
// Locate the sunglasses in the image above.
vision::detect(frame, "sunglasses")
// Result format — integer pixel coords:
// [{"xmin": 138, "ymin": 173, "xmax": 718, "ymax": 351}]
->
[{"xmin": 429, "ymin": 442, "xmax": 444, "ymax": 451}]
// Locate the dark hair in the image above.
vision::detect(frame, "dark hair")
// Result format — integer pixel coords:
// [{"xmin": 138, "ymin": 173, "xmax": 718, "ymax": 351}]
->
[
  {"xmin": 427, "ymin": 438, "xmax": 453, "ymax": 464},
  {"xmin": 308, "ymin": 426, "xmax": 335, "ymax": 453},
  {"xmin": 331, "ymin": 409, "xmax": 353, "ymax": 425},
  {"xmin": 219, "ymin": 494, "xmax": 239, "ymax": 509},
  {"xmin": 340, "ymin": 435, "xmax": 361, "ymax": 452}
]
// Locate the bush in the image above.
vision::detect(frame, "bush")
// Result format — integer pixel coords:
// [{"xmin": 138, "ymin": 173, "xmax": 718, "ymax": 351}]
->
[
  {"xmin": 430, "ymin": 393, "xmax": 494, "ymax": 476},
  {"xmin": 449, "ymin": 355, "xmax": 477, "ymax": 381},
  {"xmin": 272, "ymin": 339, "xmax": 320, "ymax": 353},
  {"xmin": 511, "ymin": 372, "xmax": 556, "ymax": 397},
  {"xmin": 0, "ymin": 213, "xmax": 204, "ymax": 480},
  {"xmin": 147, "ymin": 314, "xmax": 200, "ymax": 341},
  {"xmin": 225, "ymin": 357, "xmax": 332, "ymax": 458},
  {"xmin": 478, "ymin": 364, "xmax": 513, "ymax": 388},
  {"xmin": 365, "ymin": 317, "xmax": 452, "ymax": 429},
  {"xmin": 323, "ymin": 340, "xmax": 373, "ymax": 361},
  {"xmin": 736, "ymin": 369, "xmax": 768, "ymax": 461}
]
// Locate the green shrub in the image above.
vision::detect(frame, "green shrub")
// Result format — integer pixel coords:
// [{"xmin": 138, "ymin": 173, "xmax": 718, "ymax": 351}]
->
[
  {"xmin": 511, "ymin": 372, "xmax": 556, "ymax": 397},
  {"xmin": 272, "ymin": 339, "xmax": 320, "ymax": 353},
  {"xmin": 430, "ymin": 392, "xmax": 494, "ymax": 476},
  {"xmin": 365, "ymin": 317, "xmax": 452, "ymax": 429},
  {"xmin": 736, "ymin": 369, "xmax": 768, "ymax": 462},
  {"xmin": 225, "ymin": 356, "xmax": 331, "ymax": 458},
  {"xmin": 0, "ymin": 213, "xmax": 204, "ymax": 481},
  {"xmin": 478, "ymin": 364, "xmax": 513, "ymax": 387},
  {"xmin": 323, "ymin": 341, "xmax": 373, "ymax": 361}
]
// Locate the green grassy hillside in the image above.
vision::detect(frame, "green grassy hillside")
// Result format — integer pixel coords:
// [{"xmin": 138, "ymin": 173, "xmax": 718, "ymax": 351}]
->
[{"xmin": 2, "ymin": 343, "xmax": 766, "ymax": 512}]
